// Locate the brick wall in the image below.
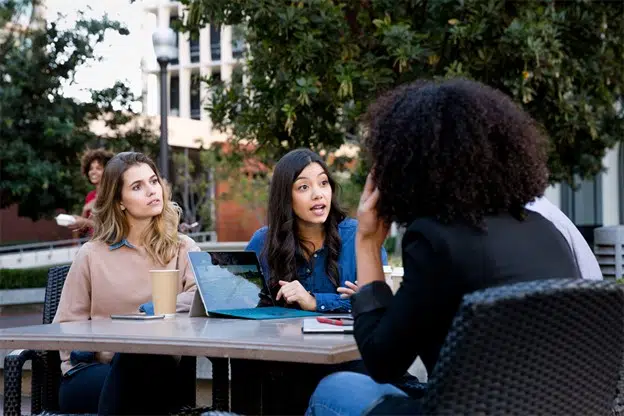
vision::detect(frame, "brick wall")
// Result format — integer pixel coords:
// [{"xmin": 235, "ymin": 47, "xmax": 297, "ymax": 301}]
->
[
  {"xmin": 215, "ymin": 181, "xmax": 266, "ymax": 242},
  {"xmin": 0, "ymin": 204, "xmax": 73, "ymax": 245}
]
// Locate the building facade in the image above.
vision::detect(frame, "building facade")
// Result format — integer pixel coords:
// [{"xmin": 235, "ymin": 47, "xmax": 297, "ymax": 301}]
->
[{"xmin": 140, "ymin": 0, "xmax": 243, "ymax": 123}]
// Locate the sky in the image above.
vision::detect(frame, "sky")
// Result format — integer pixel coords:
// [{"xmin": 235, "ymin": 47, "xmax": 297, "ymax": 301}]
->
[{"xmin": 43, "ymin": 0, "xmax": 147, "ymax": 104}]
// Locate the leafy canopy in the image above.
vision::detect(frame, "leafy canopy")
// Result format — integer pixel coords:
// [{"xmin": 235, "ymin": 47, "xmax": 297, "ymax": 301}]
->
[
  {"xmin": 0, "ymin": 0, "xmax": 157, "ymax": 220},
  {"xmin": 179, "ymin": 0, "xmax": 624, "ymax": 182}
]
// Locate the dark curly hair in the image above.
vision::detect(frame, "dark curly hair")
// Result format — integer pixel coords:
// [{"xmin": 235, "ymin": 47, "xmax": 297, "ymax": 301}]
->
[
  {"xmin": 363, "ymin": 78, "xmax": 549, "ymax": 227},
  {"xmin": 262, "ymin": 149, "xmax": 347, "ymax": 294},
  {"xmin": 80, "ymin": 148, "xmax": 114, "ymax": 182}
]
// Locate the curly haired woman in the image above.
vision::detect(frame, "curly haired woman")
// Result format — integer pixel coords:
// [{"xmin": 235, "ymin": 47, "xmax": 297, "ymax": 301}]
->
[
  {"xmin": 68, "ymin": 148, "xmax": 114, "ymax": 236},
  {"xmin": 306, "ymin": 79, "xmax": 579, "ymax": 415}
]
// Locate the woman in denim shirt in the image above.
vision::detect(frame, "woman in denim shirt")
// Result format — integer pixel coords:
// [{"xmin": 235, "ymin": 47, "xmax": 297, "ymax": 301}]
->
[{"xmin": 246, "ymin": 148, "xmax": 388, "ymax": 313}]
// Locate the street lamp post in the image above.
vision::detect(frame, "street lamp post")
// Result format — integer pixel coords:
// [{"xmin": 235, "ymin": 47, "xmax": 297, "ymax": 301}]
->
[{"xmin": 151, "ymin": 28, "xmax": 178, "ymax": 181}]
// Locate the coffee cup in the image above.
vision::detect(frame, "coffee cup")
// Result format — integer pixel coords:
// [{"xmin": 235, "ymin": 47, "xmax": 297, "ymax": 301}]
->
[{"xmin": 150, "ymin": 269, "xmax": 178, "ymax": 318}]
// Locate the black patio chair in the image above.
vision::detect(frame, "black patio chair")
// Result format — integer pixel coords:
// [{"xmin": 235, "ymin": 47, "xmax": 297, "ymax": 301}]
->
[{"xmin": 365, "ymin": 279, "xmax": 624, "ymax": 415}]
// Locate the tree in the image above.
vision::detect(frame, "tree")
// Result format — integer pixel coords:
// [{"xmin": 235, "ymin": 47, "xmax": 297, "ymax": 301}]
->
[
  {"xmin": 172, "ymin": 147, "xmax": 216, "ymax": 231},
  {"xmin": 179, "ymin": 0, "xmax": 624, "ymax": 183},
  {"xmin": 0, "ymin": 0, "xmax": 158, "ymax": 220}
]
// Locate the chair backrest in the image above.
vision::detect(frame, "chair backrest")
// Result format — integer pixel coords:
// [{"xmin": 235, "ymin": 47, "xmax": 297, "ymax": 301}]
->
[
  {"xmin": 34, "ymin": 265, "xmax": 71, "ymax": 413},
  {"xmin": 43, "ymin": 265, "xmax": 71, "ymax": 325},
  {"xmin": 422, "ymin": 279, "xmax": 624, "ymax": 415}
]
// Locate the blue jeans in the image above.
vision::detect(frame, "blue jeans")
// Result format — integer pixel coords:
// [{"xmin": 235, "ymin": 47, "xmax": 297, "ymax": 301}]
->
[
  {"xmin": 306, "ymin": 371, "xmax": 408, "ymax": 416},
  {"xmin": 59, "ymin": 353, "xmax": 182, "ymax": 415}
]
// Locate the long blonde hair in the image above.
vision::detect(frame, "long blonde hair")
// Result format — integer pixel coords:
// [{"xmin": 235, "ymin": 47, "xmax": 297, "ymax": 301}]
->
[{"xmin": 91, "ymin": 152, "xmax": 181, "ymax": 266}]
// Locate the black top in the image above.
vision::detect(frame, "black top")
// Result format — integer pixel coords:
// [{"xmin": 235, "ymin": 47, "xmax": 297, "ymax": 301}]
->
[{"xmin": 351, "ymin": 211, "xmax": 579, "ymax": 383}]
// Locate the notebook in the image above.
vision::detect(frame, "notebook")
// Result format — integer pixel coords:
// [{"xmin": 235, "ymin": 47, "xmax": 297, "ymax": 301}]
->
[
  {"xmin": 188, "ymin": 251, "xmax": 322, "ymax": 320},
  {"xmin": 301, "ymin": 316, "xmax": 354, "ymax": 334}
]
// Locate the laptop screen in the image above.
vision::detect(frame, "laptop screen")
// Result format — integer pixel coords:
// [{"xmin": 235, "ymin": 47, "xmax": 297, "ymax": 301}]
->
[{"xmin": 188, "ymin": 251, "xmax": 273, "ymax": 310}]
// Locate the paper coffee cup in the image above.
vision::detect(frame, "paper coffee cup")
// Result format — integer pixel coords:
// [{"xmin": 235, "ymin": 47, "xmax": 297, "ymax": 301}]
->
[
  {"xmin": 150, "ymin": 269, "xmax": 178, "ymax": 318},
  {"xmin": 55, "ymin": 214, "xmax": 76, "ymax": 227}
]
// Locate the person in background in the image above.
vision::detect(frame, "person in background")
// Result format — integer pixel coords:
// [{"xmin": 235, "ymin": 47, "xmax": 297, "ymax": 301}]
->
[
  {"xmin": 54, "ymin": 152, "xmax": 199, "ymax": 415},
  {"xmin": 526, "ymin": 196, "xmax": 603, "ymax": 280},
  {"xmin": 68, "ymin": 148, "xmax": 114, "ymax": 236},
  {"xmin": 306, "ymin": 79, "xmax": 579, "ymax": 415},
  {"xmin": 246, "ymin": 148, "xmax": 388, "ymax": 313}
]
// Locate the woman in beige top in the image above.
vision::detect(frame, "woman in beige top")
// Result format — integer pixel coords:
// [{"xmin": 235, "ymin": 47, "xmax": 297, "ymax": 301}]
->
[{"xmin": 53, "ymin": 152, "xmax": 199, "ymax": 415}]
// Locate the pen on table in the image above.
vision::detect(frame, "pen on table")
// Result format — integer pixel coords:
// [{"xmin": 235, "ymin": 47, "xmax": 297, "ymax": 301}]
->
[{"xmin": 316, "ymin": 317, "xmax": 353, "ymax": 326}]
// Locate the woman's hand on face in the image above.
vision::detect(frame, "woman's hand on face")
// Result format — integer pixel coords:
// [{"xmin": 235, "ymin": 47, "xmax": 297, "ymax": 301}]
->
[
  {"xmin": 276, "ymin": 280, "xmax": 317, "ymax": 311},
  {"xmin": 337, "ymin": 280, "xmax": 359, "ymax": 299},
  {"xmin": 357, "ymin": 173, "xmax": 389, "ymax": 247}
]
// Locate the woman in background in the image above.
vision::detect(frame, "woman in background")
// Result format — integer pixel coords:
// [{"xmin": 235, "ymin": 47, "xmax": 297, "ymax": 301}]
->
[{"xmin": 68, "ymin": 148, "xmax": 114, "ymax": 236}]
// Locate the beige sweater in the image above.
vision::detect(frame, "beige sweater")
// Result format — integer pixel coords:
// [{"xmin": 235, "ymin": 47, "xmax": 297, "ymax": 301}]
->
[{"xmin": 52, "ymin": 234, "xmax": 200, "ymax": 375}]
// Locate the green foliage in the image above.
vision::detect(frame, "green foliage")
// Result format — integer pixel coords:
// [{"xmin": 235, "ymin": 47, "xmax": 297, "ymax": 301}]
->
[
  {"xmin": 383, "ymin": 235, "xmax": 397, "ymax": 254},
  {"xmin": 179, "ymin": 0, "xmax": 624, "ymax": 183},
  {"xmin": 0, "ymin": 0, "xmax": 158, "ymax": 220},
  {"xmin": 172, "ymin": 147, "xmax": 216, "ymax": 231},
  {"xmin": 0, "ymin": 266, "xmax": 55, "ymax": 289}
]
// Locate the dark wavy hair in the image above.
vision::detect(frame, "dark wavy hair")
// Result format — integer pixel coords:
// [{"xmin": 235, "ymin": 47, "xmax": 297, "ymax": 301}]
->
[
  {"xmin": 80, "ymin": 148, "xmax": 114, "ymax": 183},
  {"xmin": 363, "ymin": 78, "xmax": 549, "ymax": 227},
  {"xmin": 262, "ymin": 149, "xmax": 347, "ymax": 292}
]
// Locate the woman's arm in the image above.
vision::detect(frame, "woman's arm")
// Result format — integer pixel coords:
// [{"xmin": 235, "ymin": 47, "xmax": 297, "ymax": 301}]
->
[
  {"xmin": 350, "ymin": 173, "xmax": 439, "ymax": 382},
  {"xmin": 175, "ymin": 237, "xmax": 201, "ymax": 312},
  {"xmin": 352, "ymin": 232, "xmax": 443, "ymax": 382}
]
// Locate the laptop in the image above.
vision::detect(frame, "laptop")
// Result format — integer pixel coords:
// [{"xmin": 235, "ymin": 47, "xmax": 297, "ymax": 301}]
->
[{"xmin": 188, "ymin": 251, "xmax": 322, "ymax": 320}]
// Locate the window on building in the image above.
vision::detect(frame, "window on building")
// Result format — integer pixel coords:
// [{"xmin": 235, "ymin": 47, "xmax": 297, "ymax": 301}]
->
[
  {"xmin": 170, "ymin": 74, "xmax": 180, "ymax": 116},
  {"xmin": 190, "ymin": 30, "xmax": 200, "ymax": 63},
  {"xmin": 190, "ymin": 72, "xmax": 201, "ymax": 120},
  {"xmin": 561, "ymin": 174, "xmax": 603, "ymax": 246},
  {"xmin": 210, "ymin": 24, "xmax": 221, "ymax": 62},
  {"xmin": 169, "ymin": 16, "xmax": 180, "ymax": 65},
  {"xmin": 232, "ymin": 25, "xmax": 245, "ymax": 59}
]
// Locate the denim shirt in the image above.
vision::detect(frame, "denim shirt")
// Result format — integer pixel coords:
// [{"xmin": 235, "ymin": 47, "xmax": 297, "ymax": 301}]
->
[{"xmin": 245, "ymin": 218, "xmax": 388, "ymax": 313}]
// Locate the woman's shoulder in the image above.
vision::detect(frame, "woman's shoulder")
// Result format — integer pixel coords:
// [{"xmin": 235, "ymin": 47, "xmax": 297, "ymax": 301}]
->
[
  {"xmin": 85, "ymin": 190, "xmax": 97, "ymax": 203},
  {"xmin": 337, "ymin": 217, "xmax": 358, "ymax": 240},
  {"xmin": 72, "ymin": 240, "xmax": 106, "ymax": 263},
  {"xmin": 178, "ymin": 233, "xmax": 201, "ymax": 252},
  {"xmin": 250, "ymin": 226, "xmax": 269, "ymax": 240},
  {"xmin": 247, "ymin": 226, "xmax": 269, "ymax": 251}
]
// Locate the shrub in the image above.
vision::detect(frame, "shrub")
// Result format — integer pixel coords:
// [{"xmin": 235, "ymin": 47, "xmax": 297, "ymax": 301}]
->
[{"xmin": 0, "ymin": 266, "xmax": 65, "ymax": 290}]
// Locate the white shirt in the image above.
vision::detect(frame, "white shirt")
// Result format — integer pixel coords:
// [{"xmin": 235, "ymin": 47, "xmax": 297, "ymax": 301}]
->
[{"xmin": 526, "ymin": 197, "xmax": 603, "ymax": 280}]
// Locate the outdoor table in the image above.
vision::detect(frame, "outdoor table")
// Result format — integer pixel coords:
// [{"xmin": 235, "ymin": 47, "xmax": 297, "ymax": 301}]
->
[{"xmin": 0, "ymin": 316, "xmax": 359, "ymax": 414}]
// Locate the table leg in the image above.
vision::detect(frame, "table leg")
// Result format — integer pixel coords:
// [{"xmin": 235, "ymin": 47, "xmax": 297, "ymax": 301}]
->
[
  {"xmin": 229, "ymin": 360, "xmax": 341, "ymax": 415},
  {"xmin": 230, "ymin": 359, "xmax": 263, "ymax": 415},
  {"xmin": 208, "ymin": 357, "xmax": 230, "ymax": 411}
]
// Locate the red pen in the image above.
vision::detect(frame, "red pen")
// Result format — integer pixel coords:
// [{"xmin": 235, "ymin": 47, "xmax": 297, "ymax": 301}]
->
[{"xmin": 317, "ymin": 317, "xmax": 352, "ymax": 326}]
